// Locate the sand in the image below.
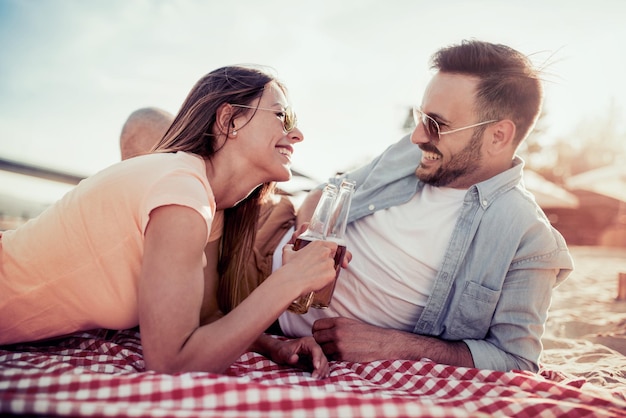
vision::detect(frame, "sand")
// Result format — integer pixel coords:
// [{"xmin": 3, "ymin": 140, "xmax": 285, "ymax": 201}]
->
[{"xmin": 542, "ymin": 245, "xmax": 626, "ymax": 392}]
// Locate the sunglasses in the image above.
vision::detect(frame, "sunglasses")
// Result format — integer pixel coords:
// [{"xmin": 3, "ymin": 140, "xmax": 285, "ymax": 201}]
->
[
  {"xmin": 412, "ymin": 107, "xmax": 498, "ymax": 142},
  {"xmin": 231, "ymin": 104, "xmax": 298, "ymax": 133}
]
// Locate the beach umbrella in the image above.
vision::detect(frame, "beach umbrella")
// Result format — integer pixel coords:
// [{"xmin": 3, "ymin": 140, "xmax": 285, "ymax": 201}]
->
[
  {"xmin": 566, "ymin": 164, "xmax": 626, "ymax": 202},
  {"xmin": 523, "ymin": 170, "xmax": 580, "ymax": 209}
]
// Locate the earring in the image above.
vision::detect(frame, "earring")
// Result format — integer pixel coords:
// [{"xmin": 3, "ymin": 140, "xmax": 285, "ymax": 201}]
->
[{"xmin": 232, "ymin": 130, "xmax": 237, "ymax": 136}]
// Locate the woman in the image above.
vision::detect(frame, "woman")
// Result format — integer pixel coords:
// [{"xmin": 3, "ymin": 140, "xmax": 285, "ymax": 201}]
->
[{"xmin": 0, "ymin": 66, "xmax": 338, "ymax": 378}]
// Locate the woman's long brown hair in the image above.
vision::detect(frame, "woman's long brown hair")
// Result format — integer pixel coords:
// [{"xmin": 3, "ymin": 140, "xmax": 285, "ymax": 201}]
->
[{"xmin": 152, "ymin": 65, "xmax": 282, "ymax": 314}]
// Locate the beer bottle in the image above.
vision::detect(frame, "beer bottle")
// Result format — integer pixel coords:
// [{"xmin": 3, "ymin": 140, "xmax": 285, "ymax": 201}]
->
[
  {"xmin": 287, "ymin": 183, "xmax": 338, "ymax": 314},
  {"xmin": 310, "ymin": 179, "xmax": 356, "ymax": 308}
]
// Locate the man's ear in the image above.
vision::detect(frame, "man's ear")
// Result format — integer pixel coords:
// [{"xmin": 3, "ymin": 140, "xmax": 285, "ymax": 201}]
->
[
  {"xmin": 487, "ymin": 119, "xmax": 516, "ymax": 155},
  {"xmin": 215, "ymin": 103, "xmax": 235, "ymax": 137}
]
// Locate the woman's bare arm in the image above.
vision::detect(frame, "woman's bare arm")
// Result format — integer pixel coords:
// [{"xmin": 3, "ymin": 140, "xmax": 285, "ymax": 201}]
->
[{"xmin": 139, "ymin": 204, "xmax": 337, "ymax": 374}]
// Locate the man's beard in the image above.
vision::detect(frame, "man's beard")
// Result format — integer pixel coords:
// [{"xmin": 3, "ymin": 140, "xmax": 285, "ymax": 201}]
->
[{"xmin": 416, "ymin": 131, "xmax": 483, "ymax": 187}]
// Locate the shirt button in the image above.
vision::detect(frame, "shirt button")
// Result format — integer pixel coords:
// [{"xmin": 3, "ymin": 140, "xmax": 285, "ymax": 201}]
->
[
  {"xmin": 368, "ymin": 204, "xmax": 375, "ymax": 211},
  {"xmin": 482, "ymin": 200, "xmax": 488, "ymax": 206}
]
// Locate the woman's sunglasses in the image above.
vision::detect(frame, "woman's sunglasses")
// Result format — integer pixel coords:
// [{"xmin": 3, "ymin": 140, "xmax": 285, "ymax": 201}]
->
[
  {"xmin": 231, "ymin": 104, "xmax": 298, "ymax": 133},
  {"xmin": 412, "ymin": 107, "xmax": 497, "ymax": 142}
]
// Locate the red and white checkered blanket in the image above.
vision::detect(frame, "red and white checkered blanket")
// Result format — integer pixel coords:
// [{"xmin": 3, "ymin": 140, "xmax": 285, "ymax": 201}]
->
[{"xmin": 1, "ymin": 329, "xmax": 625, "ymax": 417}]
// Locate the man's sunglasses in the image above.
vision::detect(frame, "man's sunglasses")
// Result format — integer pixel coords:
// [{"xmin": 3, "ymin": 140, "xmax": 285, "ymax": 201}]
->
[
  {"xmin": 231, "ymin": 104, "xmax": 298, "ymax": 133},
  {"xmin": 412, "ymin": 107, "xmax": 497, "ymax": 142}
]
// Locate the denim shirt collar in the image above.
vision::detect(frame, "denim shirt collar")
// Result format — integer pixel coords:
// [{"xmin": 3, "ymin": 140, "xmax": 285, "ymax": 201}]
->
[{"xmin": 468, "ymin": 156, "xmax": 525, "ymax": 209}]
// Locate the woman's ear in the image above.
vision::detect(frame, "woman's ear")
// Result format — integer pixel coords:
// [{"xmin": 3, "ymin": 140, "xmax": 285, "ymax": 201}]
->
[
  {"xmin": 215, "ymin": 103, "xmax": 236, "ymax": 137},
  {"xmin": 487, "ymin": 119, "xmax": 516, "ymax": 155}
]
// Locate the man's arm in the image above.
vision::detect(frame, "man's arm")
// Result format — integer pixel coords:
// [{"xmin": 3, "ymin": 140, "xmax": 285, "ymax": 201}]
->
[
  {"xmin": 462, "ymin": 267, "xmax": 559, "ymax": 372},
  {"xmin": 312, "ymin": 317, "xmax": 474, "ymax": 368},
  {"xmin": 312, "ymin": 266, "xmax": 563, "ymax": 371}
]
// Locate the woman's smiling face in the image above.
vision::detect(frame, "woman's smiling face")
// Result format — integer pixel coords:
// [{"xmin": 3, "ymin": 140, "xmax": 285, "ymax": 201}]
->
[{"xmin": 233, "ymin": 81, "xmax": 304, "ymax": 183}]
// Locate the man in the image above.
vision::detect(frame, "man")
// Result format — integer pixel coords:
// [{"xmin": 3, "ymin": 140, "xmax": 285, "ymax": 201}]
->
[
  {"xmin": 278, "ymin": 39, "xmax": 574, "ymax": 372},
  {"xmin": 119, "ymin": 107, "xmax": 175, "ymax": 160}
]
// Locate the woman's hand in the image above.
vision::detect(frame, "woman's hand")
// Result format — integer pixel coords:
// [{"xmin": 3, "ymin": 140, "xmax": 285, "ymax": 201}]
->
[
  {"xmin": 265, "ymin": 336, "xmax": 330, "ymax": 379},
  {"xmin": 280, "ymin": 240, "xmax": 337, "ymax": 294},
  {"xmin": 287, "ymin": 223, "xmax": 351, "ymax": 268}
]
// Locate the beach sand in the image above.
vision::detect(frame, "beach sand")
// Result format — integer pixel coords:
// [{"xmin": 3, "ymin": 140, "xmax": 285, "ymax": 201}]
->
[{"xmin": 542, "ymin": 245, "xmax": 626, "ymax": 392}]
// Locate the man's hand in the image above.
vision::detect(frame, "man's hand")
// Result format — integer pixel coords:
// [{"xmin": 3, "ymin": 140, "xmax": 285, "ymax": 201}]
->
[
  {"xmin": 312, "ymin": 317, "xmax": 475, "ymax": 368},
  {"xmin": 312, "ymin": 317, "xmax": 394, "ymax": 362},
  {"xmin": 266, "ymin": 336, "xmax": 330, "ymax": 379},
  {"xmin": 287, "ymin": 223, "xmax": 309, "ymax": 245}
]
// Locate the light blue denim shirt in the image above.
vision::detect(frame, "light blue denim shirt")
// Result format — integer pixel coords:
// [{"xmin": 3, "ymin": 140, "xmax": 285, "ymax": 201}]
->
[{"xmin": 325, "ymin": 134, "xmax": 574, "ymax": 372}]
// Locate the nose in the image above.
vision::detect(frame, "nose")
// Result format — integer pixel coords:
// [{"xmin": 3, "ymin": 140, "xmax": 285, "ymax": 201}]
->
[
  {"xmin": 410, "ymin": 124, "xmax": 429, "ymax": 145},
  {"xmin": 288, "ymin": 127, "xmax": 304, "ymax": 143}
]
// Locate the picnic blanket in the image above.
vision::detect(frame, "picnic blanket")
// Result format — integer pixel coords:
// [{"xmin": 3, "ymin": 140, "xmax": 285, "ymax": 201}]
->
[{"xmin": 1, "ymin": 328, "xmax": 625, "ymax": 417}]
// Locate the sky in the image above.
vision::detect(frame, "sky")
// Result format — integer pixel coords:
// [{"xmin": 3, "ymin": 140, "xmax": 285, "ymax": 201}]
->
[{"xmin": 1, "ymin": 0, "xmax": 625, "ymax": 207}]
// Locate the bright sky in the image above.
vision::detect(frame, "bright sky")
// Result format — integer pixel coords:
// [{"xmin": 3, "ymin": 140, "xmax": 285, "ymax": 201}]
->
[{"xmin": 1, "ymin": 0, "xmax": 625, "ymax": 198}]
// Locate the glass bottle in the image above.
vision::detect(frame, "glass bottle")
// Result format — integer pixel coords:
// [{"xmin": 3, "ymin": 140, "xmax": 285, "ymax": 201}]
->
[
  {"xmin": 287, "ymin": 183, "xmax": 338, "ymax": 314},
  {"xmin": 310, "ymin": 179, "xmax": 356, "ymax": 308}
]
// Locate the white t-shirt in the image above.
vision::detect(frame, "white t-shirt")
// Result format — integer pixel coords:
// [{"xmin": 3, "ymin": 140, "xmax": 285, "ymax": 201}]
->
[{"xmin": 279, "ymin": 184, "xmax": 467, "ymax": 336}]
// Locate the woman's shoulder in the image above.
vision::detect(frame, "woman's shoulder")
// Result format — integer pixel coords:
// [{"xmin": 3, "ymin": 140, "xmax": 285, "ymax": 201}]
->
[{"xmin": 114, "ymin": 152, "xmax": 207, "ymax": 180}]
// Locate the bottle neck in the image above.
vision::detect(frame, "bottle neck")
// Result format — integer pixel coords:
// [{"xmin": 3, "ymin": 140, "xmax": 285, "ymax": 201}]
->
[
  {"xmin": 305, "ymin": 184, "xmax": 338, "ymax": 238},
  {"xmin": 326, "ymin": 185, "xmax": 355, "ymax": 240}
]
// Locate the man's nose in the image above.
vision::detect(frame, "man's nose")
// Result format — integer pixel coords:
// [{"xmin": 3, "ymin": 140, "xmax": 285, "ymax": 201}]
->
[{"xmin": 410, "ymin": 124, "xmax": 429, "ymax": 145}]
